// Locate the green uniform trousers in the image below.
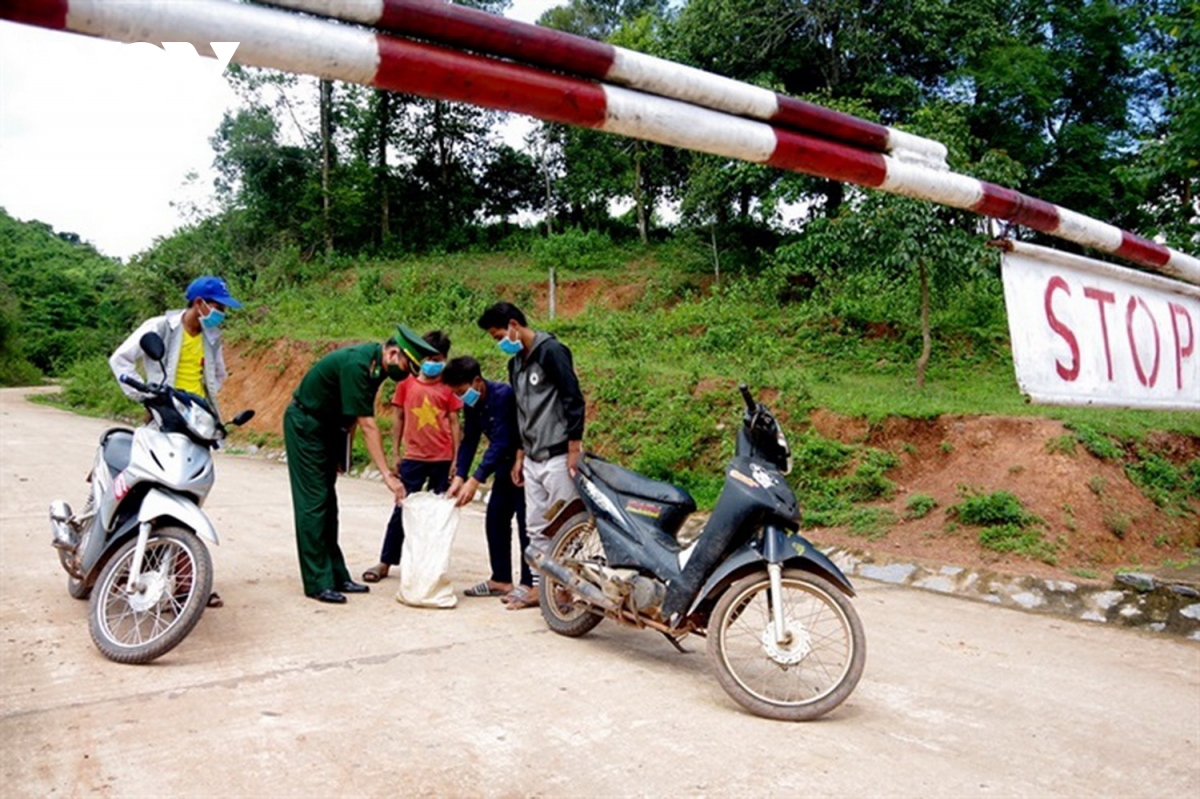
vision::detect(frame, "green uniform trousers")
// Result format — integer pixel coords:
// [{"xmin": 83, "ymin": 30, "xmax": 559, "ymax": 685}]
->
[{"xmin": 284, "ymin": 402, "xmax": 352, "ymax": 596}]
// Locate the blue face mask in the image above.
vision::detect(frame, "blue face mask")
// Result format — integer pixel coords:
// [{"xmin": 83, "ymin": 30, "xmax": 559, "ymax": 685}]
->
[
  {"xmin": 498, "ymin": 330, "xmax": 522, "ymax": 356},
  {"xmin": 460, "ymin": 386, "xmax": 481, "ymax": 407},
  {"xmin": 199, "ymin": 305, "xmax": 225, "ymax": 329},
  {"xmin": 421, "ymin": 360, "xmax": 445, "ymax": 378}
]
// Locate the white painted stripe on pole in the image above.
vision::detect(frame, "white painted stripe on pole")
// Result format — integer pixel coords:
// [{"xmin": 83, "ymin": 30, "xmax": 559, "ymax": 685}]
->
[
  {"xmin": 67, "ymin": 0, "xmax": 379, "ymax": 85},
  {"xmin": 1008, "ymin": 242, "xmax": 1200, "ymax": 297},
  {"xmin": 601, "ymin": 85, "xmax": 777, "ymax": 164},
  {"xmin": 886, "ymin": 129, "xmax": 950, "ymax": 170},
  {"xmin": 1053, "ymin": 207, "xmax": 1124, "ymax": 253},
  {"xmin": 608, "ymin": 49, "xmax": 780, "ymax": 122},
  {"xmin": 1165, "ymin": 251, "xmax": 1200, "ymax": 284},
  {"xmin": 878, "ymin": 159, "xmax": 984, "ymax": 210},
  {"xmin": 262, "ymin": 0, "xmax": 384, "ymax": 26}
]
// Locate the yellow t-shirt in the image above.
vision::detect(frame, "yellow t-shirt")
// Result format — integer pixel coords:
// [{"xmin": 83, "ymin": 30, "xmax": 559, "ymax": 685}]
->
[{"xmin": 175, "ymin": 330, "xmax": 205, "ymax": 396}]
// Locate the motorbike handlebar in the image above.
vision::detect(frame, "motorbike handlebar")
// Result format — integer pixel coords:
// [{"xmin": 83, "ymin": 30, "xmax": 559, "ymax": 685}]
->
[
  {"xmin": 119, "ymin": 373, "xmax": 151, "ymax": 393},
  {"xmin": 738, "ymin": 383, "xmax": 756, "ymax": 414}
]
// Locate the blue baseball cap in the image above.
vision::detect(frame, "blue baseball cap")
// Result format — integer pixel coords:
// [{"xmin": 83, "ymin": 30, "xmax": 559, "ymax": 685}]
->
[{"xmin": 185, "ymin": 276, "xmax": 242, "ymax": 309}]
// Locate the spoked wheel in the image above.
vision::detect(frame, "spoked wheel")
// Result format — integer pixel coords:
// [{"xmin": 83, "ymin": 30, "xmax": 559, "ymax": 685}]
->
[
  {"xmin": 538, "ymin": 518, "xmax": 606, "ymax": 637},
  {"xmin": 707, "ymin": 568, "xmax": 865, "ymax": 721},
  {"xmin": 87, "ymin": 526, "xmax": 212, "ymax": 664}
]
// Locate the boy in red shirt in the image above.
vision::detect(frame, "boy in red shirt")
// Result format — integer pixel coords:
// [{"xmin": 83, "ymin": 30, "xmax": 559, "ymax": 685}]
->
[{"xmin": 362, "ymin": 329, "xmax": 462, "ymax": 583}]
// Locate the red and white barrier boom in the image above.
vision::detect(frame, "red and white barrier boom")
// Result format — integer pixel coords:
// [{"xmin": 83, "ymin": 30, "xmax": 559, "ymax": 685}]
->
[{"xmin": 2, "ymin": 0, "xmax": 1197, "ymax": 286}]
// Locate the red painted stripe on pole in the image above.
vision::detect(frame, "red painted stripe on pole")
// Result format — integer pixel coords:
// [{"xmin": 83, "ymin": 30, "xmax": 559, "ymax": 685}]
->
[
  {"xmin": 974, "ymin": 183, "xmax": 1061, "ymax": 233},
  {"xmin": 0, "ymin": 0, "xmax": 68, "ymax": 28},
  {"xmin": 768, "ymin": 130, "xmax": 889, "ymax": 188},
  {"xmin": 378, "ymin": 0, "xmax": 616, "ymax": 79},
  {"xmin": 772, "ymin": 96, "xmax": 889, "ymax": 154},
  {"xmin": 333, "ymin": 0, "xmax": 917, "ymax": 159},
  {"xmin": 374, "ymin": 36, "xmax": 608, "ymax": 129},
  {"xmin": 1116, "ymin": 231, "xmax": 1171, "ymax": 268}
]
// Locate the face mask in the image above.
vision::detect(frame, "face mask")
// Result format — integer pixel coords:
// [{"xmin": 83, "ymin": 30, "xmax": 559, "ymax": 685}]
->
[
  {"xmin": 460, "ymin": 386, "xmax": 480, "ymax": 407},
  {"xmin": 386, "ymin": 363, "xmax": 407, "ymax": 381},
  {"xmin": 497, "ymin": 329, "xmax": 522, "ymax": 356},
  {"xmin": 421, "ymin": 360, "xmax": 445, "ymax": 378},
  {"xmin": 199, "ymin": 303, "xmax": 225, "ymax": 329}
]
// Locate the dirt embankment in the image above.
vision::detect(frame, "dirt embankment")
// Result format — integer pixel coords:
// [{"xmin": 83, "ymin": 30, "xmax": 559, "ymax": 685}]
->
[
  {"xmin": 218, "ymin": 266, "xmax": 1198, "ymax": 583},
  {"xmin": 808, "ymin": 411, "xmax": 1199, "ymax": 580}
]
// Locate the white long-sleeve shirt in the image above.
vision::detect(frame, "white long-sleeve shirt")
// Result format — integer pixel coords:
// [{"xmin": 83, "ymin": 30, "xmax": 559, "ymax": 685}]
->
[{"xmin": 108, "ymin": 309, "xmax": 228, "ymax": 412}]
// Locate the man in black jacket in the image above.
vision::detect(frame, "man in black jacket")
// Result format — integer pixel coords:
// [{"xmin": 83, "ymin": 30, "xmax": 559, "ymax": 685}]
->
[{"xmin": 477, "ymin": 302, "xmax": 585, "ymax": 609}]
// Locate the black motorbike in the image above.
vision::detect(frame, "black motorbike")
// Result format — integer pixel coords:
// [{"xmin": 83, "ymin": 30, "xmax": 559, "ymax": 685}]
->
[{"xmin": 528, "ymin": 385, "xmax": 865, "ymax": 721}]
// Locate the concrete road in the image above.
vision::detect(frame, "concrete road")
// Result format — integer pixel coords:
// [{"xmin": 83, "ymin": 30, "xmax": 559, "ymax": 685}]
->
[{"xmin": 2, "ymin": 387, "xmax": 1197, "ymax": 798}]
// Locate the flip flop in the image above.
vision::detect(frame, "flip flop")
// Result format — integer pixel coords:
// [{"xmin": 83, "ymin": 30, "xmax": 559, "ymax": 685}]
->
[
  {"xmin": 206, "ymin": 592, "xmax": 224, "ymax": 608},
  {"xmin": 465, "ymin": 581, "xmax": 507, "ymax": 598},
  {"xmin": 362, "ymin": 565, "xmax": 388, "ymax": 583},
  {"xmin": 503, "ymin": 585, "xmax": 539, "ymax": 610}
]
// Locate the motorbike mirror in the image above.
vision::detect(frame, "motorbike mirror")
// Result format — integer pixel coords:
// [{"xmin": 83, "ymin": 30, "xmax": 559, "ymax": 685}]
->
[
  {"xmin": 738, "ymin": 383, "xmax": 756, "ymax": 414},
  {"xmin": 139, "ymin": 332, "xmax": 167, "ymax": 363},
  {"xmin": 231, "ymin": 409, "xmax": 256, "ymax": 426}
]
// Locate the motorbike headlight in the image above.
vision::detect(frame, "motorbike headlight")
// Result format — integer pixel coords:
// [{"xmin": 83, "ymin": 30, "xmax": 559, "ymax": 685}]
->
[{"xmin": 176, "ymin": 397, "xmax": 218, "ymax": 441}]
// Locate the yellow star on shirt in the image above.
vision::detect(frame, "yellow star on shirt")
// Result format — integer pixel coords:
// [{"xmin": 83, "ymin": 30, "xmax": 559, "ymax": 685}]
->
[{"xmin": 411, "ymin": 396, "xmax": 440, "ymax": 430}]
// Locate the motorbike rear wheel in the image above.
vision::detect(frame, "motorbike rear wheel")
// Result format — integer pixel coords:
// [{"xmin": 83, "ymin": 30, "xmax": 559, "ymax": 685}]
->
[
  {"xmin": 539, "ymin": 518, "xmax": 605, "ymax": 637},
  {"xmin": 707, "ymin": 568, "xmax": 865, "ymax": 721},
  {"xmin": 87, "ymin": 526, "xmax": 212, "ymax": 664}
]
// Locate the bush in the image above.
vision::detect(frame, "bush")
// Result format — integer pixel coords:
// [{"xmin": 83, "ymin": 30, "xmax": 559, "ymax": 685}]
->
[
  {"xmin": 948, "ymin": 488, "xmax": 1038, "ymax": 527},
  {"xmin": 530, "ymin": 227, "xmax": 619, "ymax": 273},
  {"xmin": 904, "ymin": 493, "xmax": 938, "ymax": 519},
  {"xmin": 50, "ymin": 355, "xmax": 138, "ymax": 420}
]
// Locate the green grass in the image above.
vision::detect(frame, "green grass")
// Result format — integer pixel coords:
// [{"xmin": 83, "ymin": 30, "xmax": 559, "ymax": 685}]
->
[
  {"xmin": 977, "ymin": 523, "xmax": 1058, "ymax": 564},
  {"xmin": 43, "ymin": 244, "xmax": 1200, "ymax": 518},
  {"xmin": 904, "ymin": 493, "xmax": 938, "ymax": 520}
]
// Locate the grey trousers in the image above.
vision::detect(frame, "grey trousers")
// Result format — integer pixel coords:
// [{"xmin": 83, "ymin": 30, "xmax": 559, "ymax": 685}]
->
[{"xmin": 522, "ymin": 453, "xmax": 579, "ymax": 557}]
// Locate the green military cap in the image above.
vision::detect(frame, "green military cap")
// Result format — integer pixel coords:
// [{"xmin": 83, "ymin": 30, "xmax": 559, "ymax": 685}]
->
[{"xmin": 395, "ymin": 324, "xmax": 439, "ymax": 365}]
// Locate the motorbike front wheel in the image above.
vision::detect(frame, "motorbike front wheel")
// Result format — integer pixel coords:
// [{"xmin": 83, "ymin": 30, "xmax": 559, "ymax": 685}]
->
[
  {"xmin": 539, "ymin": 518, "xmax": 605, "ymax": 637},
  {"xmin": 707, "ymin": 568, "xmax": 865, "ymax": 721},
  {"xmin": 87, "ymin": 526, "xmax": 212, "ymax": 664}
]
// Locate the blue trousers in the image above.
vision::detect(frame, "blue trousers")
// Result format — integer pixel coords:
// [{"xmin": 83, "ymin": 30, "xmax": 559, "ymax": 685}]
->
[
  {"xmin": 379, "ymin": 459, "xmax": 451, "ymax": 565},
  {"xmin": 485, "ymin": 462, "xmax": 531, "ymax": 587}
]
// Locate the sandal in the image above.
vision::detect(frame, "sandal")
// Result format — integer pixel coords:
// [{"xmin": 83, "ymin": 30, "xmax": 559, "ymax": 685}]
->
[
  {"xmin": 206, "ymin": 592, "xmax": 224, "ymax": 608},
  {"xmin": 362, "ymin": 564, "xmax": 389, "ymax": 584},
  {"xmin": 503, "ymin": 585, "xmax": 539, "ymax": 610},
  {"xmin": 465, "ymin": 581, "xmax": 509, "ymax": 598}
]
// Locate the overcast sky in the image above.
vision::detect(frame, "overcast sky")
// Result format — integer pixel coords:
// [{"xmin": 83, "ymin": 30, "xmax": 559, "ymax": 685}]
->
[{"xmin": 0, "ymin": 1, "xmax": 565, "ymax": 259}]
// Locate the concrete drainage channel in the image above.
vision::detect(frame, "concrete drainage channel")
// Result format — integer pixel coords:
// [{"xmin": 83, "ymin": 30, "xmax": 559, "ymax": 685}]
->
[{"xmin": 825, "ymin": 547, "xmax": 1200, "ymax": 640}]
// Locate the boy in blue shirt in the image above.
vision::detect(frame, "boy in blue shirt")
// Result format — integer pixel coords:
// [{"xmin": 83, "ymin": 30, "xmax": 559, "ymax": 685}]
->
[{"xmin": 444, "ymin": 356, "xmax": 531, "ymax": 600}]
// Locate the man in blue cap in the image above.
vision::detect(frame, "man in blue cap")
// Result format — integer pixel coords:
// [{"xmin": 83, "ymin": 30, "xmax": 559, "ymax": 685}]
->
[
  {"xmin": 111, "ymin": 275, "xmax": 242, "ymax": 417},
  {"xmin": 109, "ymin": 275, "xmax": 243, "ymax": 608}
]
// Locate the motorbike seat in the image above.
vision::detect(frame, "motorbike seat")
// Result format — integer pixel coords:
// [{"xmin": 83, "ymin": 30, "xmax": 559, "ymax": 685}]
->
[
  {"xmin": 584, "ymin": 455, "xmax": 697, "ymax": 512},
  {"xmin": 101, "ymin": 428, "xmax": 134, "ymax": 476}
]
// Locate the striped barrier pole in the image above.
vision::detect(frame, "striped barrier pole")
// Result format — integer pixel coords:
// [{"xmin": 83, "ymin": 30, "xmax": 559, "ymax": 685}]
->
[
  {"xmin": 255, "ymin": 0, "xmax": 948, "ymax": 170},
  {"xmin": 2, "ymin": 0, "xmax": 1197, "ymax": 284}
]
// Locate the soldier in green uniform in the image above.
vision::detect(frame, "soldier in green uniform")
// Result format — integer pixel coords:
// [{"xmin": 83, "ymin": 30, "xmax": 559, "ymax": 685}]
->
[{"xmin": 285, "ymin": 326, "xmax": 439, "ymax": 604}]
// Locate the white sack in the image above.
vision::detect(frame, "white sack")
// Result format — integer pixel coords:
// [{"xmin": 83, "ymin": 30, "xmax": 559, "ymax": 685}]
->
[{"xmin": 395, "ymin": 491, "xmax": 460, "ymax": 609}]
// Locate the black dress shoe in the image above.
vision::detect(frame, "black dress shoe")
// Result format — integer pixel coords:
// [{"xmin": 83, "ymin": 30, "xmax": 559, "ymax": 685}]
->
[
  {"xmin": 312, "ymin": 588, "xmax": 346, "ymax": 604},
  {"xmin": 340, "ymin": 580, "xmax": 370, "ymax": 594}
]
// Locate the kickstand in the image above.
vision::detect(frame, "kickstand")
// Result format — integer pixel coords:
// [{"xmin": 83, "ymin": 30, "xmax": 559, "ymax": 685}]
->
[{"xmin": 660, "ymin": 632, "xmax": 689, "ymax": 654}]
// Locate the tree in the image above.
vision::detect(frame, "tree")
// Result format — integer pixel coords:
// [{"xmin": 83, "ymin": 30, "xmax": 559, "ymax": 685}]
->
[
  {"xmin": 1118, "ymin": 0, "xmax": 1200, "ymax": 250},
  {"xmin": 963, "ymin": 0, "xmax": 1145, "ymax": 227}
]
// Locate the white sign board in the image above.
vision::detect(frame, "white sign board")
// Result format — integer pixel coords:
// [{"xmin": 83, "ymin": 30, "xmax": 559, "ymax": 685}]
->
[{"xmin": 1001, "ymin": 242, "xmax": 1199, "ymax": 410}]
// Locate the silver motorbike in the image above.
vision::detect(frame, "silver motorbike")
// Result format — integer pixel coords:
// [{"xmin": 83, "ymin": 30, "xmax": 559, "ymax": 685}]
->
[{"xmin": 50, "ymin": 332, "xmax": 254, "ymax": 664}]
